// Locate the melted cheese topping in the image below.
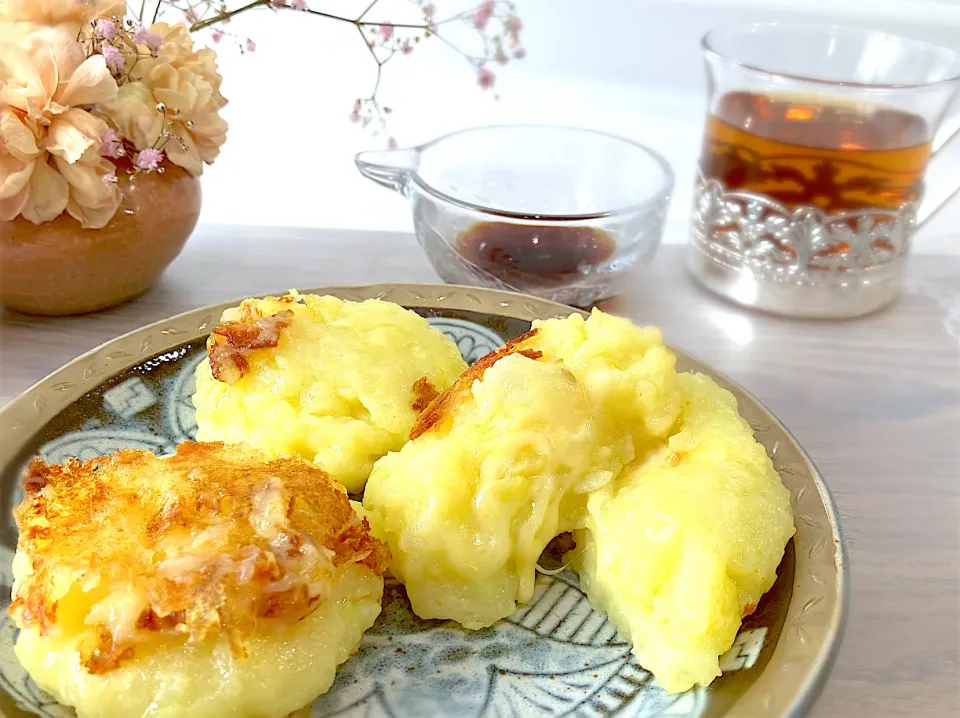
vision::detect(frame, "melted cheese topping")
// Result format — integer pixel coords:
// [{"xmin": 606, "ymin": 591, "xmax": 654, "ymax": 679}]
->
[
  {"xmin": 10, "ymin": 442, "xmax": 386, "ymax": 670},
  {"xmin": 524, "ymin": 308, "xmax": 683, "ymax": 461}
]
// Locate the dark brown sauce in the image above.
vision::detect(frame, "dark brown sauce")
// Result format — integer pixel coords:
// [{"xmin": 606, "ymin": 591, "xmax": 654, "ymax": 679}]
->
[{"xmin": 456, "ymin": 221, "xmax": 617, "ymax": 290}]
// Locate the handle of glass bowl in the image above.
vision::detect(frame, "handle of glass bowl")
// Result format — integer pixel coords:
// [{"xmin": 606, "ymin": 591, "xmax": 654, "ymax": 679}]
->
[
  {"xmin": 918, "ymin": 106, "xmax": 960, "ymax": 229},
  {"xmin": 355, "ymin": 148, "xmax": 420, "ymax": 194}
]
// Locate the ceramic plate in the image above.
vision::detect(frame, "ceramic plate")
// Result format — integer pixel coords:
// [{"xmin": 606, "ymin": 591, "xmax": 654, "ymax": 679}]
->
[{"xmin": 0, "ymin": 284, "xmax": 847, "ymax": 718}]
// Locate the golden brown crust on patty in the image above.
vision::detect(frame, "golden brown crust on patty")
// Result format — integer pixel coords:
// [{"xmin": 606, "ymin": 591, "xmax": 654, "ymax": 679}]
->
[
  {"xmin": 411, "ymin": 377, "xmax": 440, "ymax": 413},
  {"xmin": 409, "ymin": 329, "xmax": 542, "ymax": 440},
  {"xmin": 10, "ymin": 441, "xmax": 388, "ymax": 672},
  {"xmin": 207, "ymin": 308, "xmax": 294, "ymax": 384}
]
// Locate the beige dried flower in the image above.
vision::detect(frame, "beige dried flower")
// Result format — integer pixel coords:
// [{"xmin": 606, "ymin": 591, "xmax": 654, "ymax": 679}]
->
[
  {"xmin": 0, "ymin": 0, "xmax": 124, "ymax": 29},
  {"xmin": 104, "ymin": 21, "xmax": 228, "ymax": 177},
  {"xmin": 0, "ymin": 108, "xmax": 46, "ymax": 221},
  {"xmin": 0, "ymin": 28, "xmax": 121, "ymax": 228}
]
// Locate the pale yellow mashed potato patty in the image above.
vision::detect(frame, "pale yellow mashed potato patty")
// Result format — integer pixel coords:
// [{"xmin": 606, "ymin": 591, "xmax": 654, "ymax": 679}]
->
[
  {"xmin": 363, "ymin": 310, "xmax": 685, "ymax": 629},
  {"xmin": 193, "ymin": 293, "xmax": 467, "ymax": 493},
  {"xmin": 363, "ymin": 310, "xmax": 794, "ymax": 693},
  {"xmin": 572, "ymin": 373, "xmax": 796, "ymax": 693},
  {"xmin": 527, "ymin": 308, "xmax": 683, "ymax": 464},
  {"xmin": 15, "ymin": 564, "xmax": 382, "ymax": 718},
  {"xmin": 364, "ymin": 351, "xmax": 613, "ymax": 629}
]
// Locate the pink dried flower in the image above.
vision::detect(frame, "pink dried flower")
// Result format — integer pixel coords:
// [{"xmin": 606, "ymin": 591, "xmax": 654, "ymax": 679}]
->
[
  {"xmin": 290, "ymin": 0, "xmax": 308, "ymax": 10},
  {"xmin": 505, "ymin": 16, "xmax": 523, "ymax": 34},
  {"xmin": 513, "ymin": 47, "xmax": 526, "ymax": 59},
  {"xmin": 401, "ymin": 40, "xmax": 413, "ymax": 55},
  {"xmin": 102, "ymin": 173, "xmax": 118, "ymax": 186},
  {"xmin": 349, "ymin": 109, "xmax": 361, "ymax": 124},
  {"xmin": 387, "ymin": 136, "xmax": 398, "ymax": 150},
  {"xmin": 477, "ymin": 66, "xmax": 495, "ymax": 90},
  {"xmin": 379, "ymin": 25, "xmax": 394, "ymax": 41},
  {"xmin": 133, "ymin": 27, "xmax": 163, "ymax": 52},
  {"xmin": 212, "ymin": 29, "xmax": 224, "ymax": 44},
  {"xmin": 135, "ymin": 148, "xmax": 163, "ymax": 171},
  {"xmin": 423, "ymin": 3, "xmax": 436, "ymax": 20},
  {"xmin": 101, "ymin": 45, "xmax": 124, "ymax": 74},
  {"xmin": 100, "ymin": 128, "xmax": 122, "ymax": 159},
  {"xmin": 246, "ymin": 38, "xmax": 257, "ymax": 52},
  {"xmin": 473, "ymin": 0, "xmax": 495, "ymax": 29},
  {"xmin": 94, "ymin": 19, "xmax": 117, "ymax": 41}
]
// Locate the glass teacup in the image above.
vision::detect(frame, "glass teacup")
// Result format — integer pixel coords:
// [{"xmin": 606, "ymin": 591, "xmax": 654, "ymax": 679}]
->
[
  {"xmin": 688, "ymin": 24, "xmax": 960, "ymax": 319},
  {"xmin": 356, "ymin": 125, "xmax": 674, "ymax": 307}
]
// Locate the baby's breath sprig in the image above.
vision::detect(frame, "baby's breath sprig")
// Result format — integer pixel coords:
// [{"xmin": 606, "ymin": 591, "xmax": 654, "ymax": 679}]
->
[
  {"xmin": 99, "ymin": 103, "xmax": 190, "ymax": 193},
  {"xmin": 149, "ymin": 0, "xmax": 525, "ymax": 145},
  {"xmin": 128, "ymin": 103, "xmax": 196, "ymax": 176},
  {"xmin": 83, "ymin": 14, "xmax": 164, "ymax": 87}
]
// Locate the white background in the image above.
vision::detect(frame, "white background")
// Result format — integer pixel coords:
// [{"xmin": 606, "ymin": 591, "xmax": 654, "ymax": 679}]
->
[{"xmin": 189, "ymin": 0, "xmax": 960, "ymax": 252}]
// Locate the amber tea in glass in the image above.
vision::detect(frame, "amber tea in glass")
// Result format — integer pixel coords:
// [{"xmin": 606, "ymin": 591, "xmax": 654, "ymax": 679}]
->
[
  {"xmin": 688, "ymin": 25, "xmax": 960, "ymax": 319},
  {"xmin": 701, "ymin": 91, "xmax": 933, "ymax": 214}
]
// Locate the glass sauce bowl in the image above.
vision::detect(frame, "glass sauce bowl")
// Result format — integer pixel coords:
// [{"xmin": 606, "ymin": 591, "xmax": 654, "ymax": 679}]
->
[{"xmin": 355, "ymin": 125, "xmax": 674, "ymax": 307}]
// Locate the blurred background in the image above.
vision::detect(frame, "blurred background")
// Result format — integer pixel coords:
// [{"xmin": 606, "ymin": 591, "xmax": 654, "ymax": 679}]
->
[{"xmin": 200, "ymin": 0, "xmax": 960, "ymax": 250}]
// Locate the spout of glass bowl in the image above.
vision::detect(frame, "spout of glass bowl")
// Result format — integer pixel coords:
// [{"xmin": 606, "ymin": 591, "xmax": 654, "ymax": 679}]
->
[{"xmin": 355, "ymin": 148, "xmax": 420, "ymax": 194}]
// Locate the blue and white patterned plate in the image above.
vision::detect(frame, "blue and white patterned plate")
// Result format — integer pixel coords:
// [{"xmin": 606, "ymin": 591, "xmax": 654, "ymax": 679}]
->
[{"xmin": 0, "ymin": 284, "xmax": 847, "ymax": 718}]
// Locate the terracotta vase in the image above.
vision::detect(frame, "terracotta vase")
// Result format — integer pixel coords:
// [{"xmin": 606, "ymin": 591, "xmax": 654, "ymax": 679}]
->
[{"xmin": 0, "ymin": 159, "xmax": 201, "ymax": 316}]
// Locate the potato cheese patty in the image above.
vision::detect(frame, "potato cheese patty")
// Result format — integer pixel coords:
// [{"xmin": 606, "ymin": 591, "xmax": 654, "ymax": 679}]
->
[
  {"xmin": 524, "ymin": 308, "xmax": 682, "ymax": 458},
  {"xmin": 364, "ymin": 336, "xmax": 618, "ymax": 629},
  {"xmin": 363, "ymin": 310, "xmax": 687, "ymax": 631},
  {"xmin": 9, "ymin": 442, "xmax": 389, "ymax": 718},
  {"xmin": 363, "ymin": 310, "xmax": 793, "ymax": 694},
  {"xmin": 192, "ymin": 293, "xmax": 468, "ymax": 493},
  {"xmin": 572, "ymin": 373, "xmax": 796, "ymax": 693}
]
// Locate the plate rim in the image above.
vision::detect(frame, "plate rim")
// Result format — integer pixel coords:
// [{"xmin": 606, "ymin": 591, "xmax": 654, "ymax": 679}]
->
[{"xmin": 0, "ymin": 282, "xmax": 848, "ymax": 718}]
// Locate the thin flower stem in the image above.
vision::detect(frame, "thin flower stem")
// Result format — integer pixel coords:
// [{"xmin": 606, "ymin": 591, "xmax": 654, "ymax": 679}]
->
[
  {"xmin": 357, "ymin": 0, "xmax": 381, "ymax": 22},
  {"xmin": 183, "ymin": 0, "xmax": 199, "ymax": 21},
  {"xmin": 433, "ymin": 9, "xmax": 474, "ymax": 25},
  {"xmin": 432, "ymin": 31, "xmax": 483, "ymax": 66},
  {"xmin": 190, "ymin": 1, "xmax": 471, "ymax": 33},
  {"xmin": 356, "ymin": 24, "xmax": 385, "ymax": 98},
  {"xmin": 301, "ymin": 9, "xmax": 429, "ymax": 30},
  {"xmin": 372, "ymin": 63, "xmax": 383, "ymax": 99},
  {"xmin": 189, "ymin": 0, "xmax": 270, "ymax": 31}
]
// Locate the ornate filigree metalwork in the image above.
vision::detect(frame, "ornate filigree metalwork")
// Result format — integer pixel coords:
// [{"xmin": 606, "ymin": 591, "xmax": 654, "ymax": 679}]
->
[{"xmin": 691, "ymin": 173, "xmax": 918, "ymax": 285}]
